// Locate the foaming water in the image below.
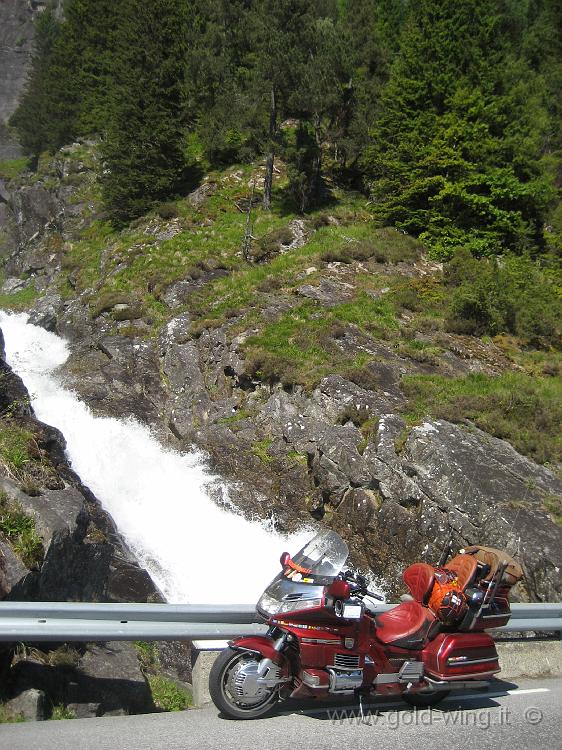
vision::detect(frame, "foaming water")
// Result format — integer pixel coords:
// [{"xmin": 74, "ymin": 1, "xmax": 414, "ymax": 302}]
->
[{"xmin": 0, "ymin": 311, "xmax": 310, "ymax": 604}]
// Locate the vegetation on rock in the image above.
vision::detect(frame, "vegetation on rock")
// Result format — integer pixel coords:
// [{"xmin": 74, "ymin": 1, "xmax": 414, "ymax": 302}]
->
[{"xmin": 0, "ymin": 490, "xmax": 44, "ymax": 568}]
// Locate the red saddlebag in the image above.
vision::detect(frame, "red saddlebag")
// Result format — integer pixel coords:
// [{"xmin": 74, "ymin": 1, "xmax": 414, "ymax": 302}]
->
[{"xmin": 421, "ymin": 632, "xmax": 500, "ymax": 680}]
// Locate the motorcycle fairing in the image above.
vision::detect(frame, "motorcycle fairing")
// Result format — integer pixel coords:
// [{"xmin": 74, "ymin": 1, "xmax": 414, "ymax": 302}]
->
[{"xmin": 229, "ymin": 636, "xmax": 288, "ymax": 666}]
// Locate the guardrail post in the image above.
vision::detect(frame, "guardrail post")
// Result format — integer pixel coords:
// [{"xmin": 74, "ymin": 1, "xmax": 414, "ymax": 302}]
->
[{"xmin": 191, "ymin": 645, "xmax": 223, "ymax": 708}]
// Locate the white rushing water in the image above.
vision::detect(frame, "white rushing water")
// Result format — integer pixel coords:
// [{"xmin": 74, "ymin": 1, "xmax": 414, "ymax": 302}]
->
[{"xmin": 0, "ymin": 311, "xmax": 310, "ymax": 604}]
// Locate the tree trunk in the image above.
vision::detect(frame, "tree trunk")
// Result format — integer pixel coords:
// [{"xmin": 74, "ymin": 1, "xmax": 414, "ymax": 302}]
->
[
  {"xmin": 263, "ymin": 87, "xmax": 277, "ymax": 211},
  {"xmin": 312, "ymin": 113, "xmax": 323, "ymax": 204}
]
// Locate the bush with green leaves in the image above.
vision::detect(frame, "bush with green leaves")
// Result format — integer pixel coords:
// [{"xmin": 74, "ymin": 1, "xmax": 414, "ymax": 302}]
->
[{"xmin": 444, "ymin": 250, "xmax": 561, "ymax": 346}]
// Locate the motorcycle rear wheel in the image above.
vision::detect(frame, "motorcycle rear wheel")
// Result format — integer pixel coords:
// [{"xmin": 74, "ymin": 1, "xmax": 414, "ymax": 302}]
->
[
  {"xmin": 209, "ymin": 647, "xmax": 282, "ymax": 720},
  {"xmin": 402, "ymin": 689, "xmax": 450, "ymax": 708}
]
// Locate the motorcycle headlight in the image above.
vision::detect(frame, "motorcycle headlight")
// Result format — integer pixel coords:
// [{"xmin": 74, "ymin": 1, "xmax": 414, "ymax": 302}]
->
[
  {"xmin": 257, "ymin": 592, "xmax": 281, "ymax": 616},
  {"xmin": 257, "ymin": 593, "xmax": 323, "ymax": 616},
  {"xmin": 278, "ymin": 597, "xmax": 322, "ymax": 613}
]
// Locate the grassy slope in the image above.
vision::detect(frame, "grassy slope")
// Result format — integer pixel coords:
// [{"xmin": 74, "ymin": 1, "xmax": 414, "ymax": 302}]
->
[{"xmin": 1, "ymin": 149, "xmax": 561, "ymax": 471}]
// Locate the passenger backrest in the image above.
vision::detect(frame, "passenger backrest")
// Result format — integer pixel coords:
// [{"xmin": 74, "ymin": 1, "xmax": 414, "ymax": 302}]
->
[
  {"xmin": 403, "ymin": 562, "xmax": 435, "ymax": 604},
  {"xmin": 446, "ymin": 554, "xmax": 478, "ymax": 590}
]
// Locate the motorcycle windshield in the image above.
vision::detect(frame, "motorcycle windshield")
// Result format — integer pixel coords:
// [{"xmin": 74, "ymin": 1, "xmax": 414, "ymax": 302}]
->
[
  {"xmin": 256, "ymin": 530, "xmax": 349, "ymax": 618},
  {"xmin": 290, "ymin": 530, "xmax": 349, "ymax": 579}
]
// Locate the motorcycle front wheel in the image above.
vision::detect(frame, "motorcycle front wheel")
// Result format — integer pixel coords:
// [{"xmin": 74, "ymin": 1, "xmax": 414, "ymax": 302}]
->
[{"xmin": 209, "ymin": 647, "xmax": 283, "ymax": 720}]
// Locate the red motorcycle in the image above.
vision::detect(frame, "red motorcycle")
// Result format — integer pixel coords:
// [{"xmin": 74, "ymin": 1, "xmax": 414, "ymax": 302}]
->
[{"xmin": 209, "ymin": 530, "xmax": 522, "ymax": 719}]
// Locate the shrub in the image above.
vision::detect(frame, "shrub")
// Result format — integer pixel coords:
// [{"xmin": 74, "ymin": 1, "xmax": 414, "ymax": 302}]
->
[
  {"xmin": 156, "ymin": 202, "xmax": 179, "ymax": 220},
  {"xmin": 251, "ymin": 226, "xmax": 294, "ymax": 262},
  {"xmin": 344, "ymin": 365, "xmax": 380, "ymax": 391},
  {"xmin": 444, "ymin": 251, "xmax": 562, "ymax": 347},
  {"xmin": 321, "ymin": 245, "xmax": 354, "ymax": 263},
  {"xmin": 369, "ymin": 228, "xmax": 423, "ymax": 264},
  {"xmin": 308, "ymin": 212, "xmax": 331, "ymax": 230},
  {"xmin": 50, "ymin": 705, "xmax": 75, "ymax": 721},
  {"xmin": 394, "ymin": 287, "xmax": 423, "ymax": 311},
  {"xmin": 148, "ymin": 676, "xmax": 191, "ymax": 712},
  {"xmin": 91, "ymin": 292, "xmax": 131, "ymax": 318}
]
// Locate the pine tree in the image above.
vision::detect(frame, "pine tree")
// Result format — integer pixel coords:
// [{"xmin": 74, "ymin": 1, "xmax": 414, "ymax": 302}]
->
[
  {"xmin": 101, "ymin": 0, "xmax": 191, "ymax": 224},
  {"xmin": 57, "ymin": 0, "xmax": 119, "ymax": 137},
  {"xmin": 335, "ymin": 0, "xmax": 389, "ymax": 172},
  {"xmin": 9, "ymin": 8, "xmax": 62, "ymax": 156},
  {"xmin": 363, "ymin": 0, "xmax": 556, "ymax": 257},
  {"xmin": 11, "ymin": 0, "xmax": 119, "ymax": 154},
  {"xmin": 247, "ymin": 0, "xmax": 337, "ymax": 209}
]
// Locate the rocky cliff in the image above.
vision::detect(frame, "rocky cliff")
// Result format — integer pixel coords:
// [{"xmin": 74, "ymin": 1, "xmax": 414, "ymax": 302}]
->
[
  {"xmin": 0, "ymin": 144, "xmax": 560, "ymax": 606},
  {"xmin": 1, "ymin": 0, "xmax": 36, "ymax": 158}
]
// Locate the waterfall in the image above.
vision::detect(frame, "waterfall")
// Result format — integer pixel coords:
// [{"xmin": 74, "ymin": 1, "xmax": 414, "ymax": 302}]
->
[{"xmin": 0, "ymin": 311, "xmax": 309, "ymax": 605}]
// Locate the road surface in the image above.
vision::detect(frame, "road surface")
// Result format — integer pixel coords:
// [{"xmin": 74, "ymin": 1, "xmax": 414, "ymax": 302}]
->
[{"xmin": 1, "ymin": 676, "xmax": 560, "ymax": 750}]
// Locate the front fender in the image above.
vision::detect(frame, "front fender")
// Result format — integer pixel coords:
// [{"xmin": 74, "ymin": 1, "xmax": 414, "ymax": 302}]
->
[{"xmin": 229, "ymin": 635, "xmax": 285, "ymax": 664}]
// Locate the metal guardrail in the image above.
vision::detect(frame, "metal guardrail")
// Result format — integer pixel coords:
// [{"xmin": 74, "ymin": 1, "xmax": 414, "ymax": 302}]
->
[{"xmin": 0, "ymin": 601, "xmax": 560, "ymax": 642}]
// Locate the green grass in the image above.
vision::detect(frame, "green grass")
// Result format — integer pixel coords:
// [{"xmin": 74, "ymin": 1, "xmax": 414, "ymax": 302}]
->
[
  {"xmin": 0, "ymin": 490, "xmax": 44, "ymax": 568},
  {"xmin": 148, "ymin": 676, "xmax": 192, "ymax": 712},
  {"xmin": 60, "ymin": 219, "xmax": 115, "ymax": 296},
  {"xmin": 543, "ymin": 495, "xmax": 562, "ymax": 525},
  {"xmin": 0, "ymin": 704, "xmax": 26, "ymax": 724},
  {"xmin": 188, "ymin": 218, "xmax": 378, "ymax": 326},
  {"xmin": 251, "ymin": 438, "xmax": 274, "ymax": 463},
  {"xmin": 0, "ymin": 157, "xmax": 30, "ymax": 181},
  {"xmin": 0, "ymin": 423, "xmax": 34, "ymax": 475},
  {"xmin": 134, "ymin": 641, "xmax": 159, "ymax": 671},
  {"xmin": 286, "ymin": 450, "xmax": 308, "ymax": 467},
  {"xmin": 0, "ymin": 285, "xmax": 39, "ymax": 312},
  {"xmin": 50, "ymin": 705, "xmax": 75, "ymax": 721},
  {"xmin": 402, "ymin": 371, "xmax": 562, "ymax": 465},
  {"xmin": 134, "ymin": 642, "xmax": 191, "ymax": 711},
  {"xmin": 242, "ymin": 294, "xmax": 398, "ymax": 389}
]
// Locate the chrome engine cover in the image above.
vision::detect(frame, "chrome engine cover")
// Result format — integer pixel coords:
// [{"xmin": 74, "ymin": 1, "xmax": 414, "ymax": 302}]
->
[
  {"xmin": 227, "ymin": 658, "xmax": 282, "ymax": 706},
  {"xmin": 327, "ymin": 668, "xmax": 364, "ymax": 693}
]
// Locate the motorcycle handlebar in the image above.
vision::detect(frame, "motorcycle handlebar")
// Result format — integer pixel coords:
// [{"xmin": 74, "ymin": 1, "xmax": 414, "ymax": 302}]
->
[
  {"xmin": 366, "ymin": 590, "xmax": 385, "ymax": 602},
  {"xmin": 342, "ymin": 572, "xmax": 385, "ymax": 602}
]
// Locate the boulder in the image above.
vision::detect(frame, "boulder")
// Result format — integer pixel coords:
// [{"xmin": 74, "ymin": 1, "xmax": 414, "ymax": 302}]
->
[
  {"xmin": 3, "ymin": 689, "xmax": 49, "ymax": 721},
  {"xmin": 0, "ymin": 540, "xmax": 28, "ymax": 598},
  {"xmin": 28, "ymin": 293, "xmax": 62, "ymax": 332}
]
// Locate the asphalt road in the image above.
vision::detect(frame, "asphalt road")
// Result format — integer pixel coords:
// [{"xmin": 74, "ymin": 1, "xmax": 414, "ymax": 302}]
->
[{"xmin": 1, "ymin": 676, "xmax": 560, "ymax": 750}]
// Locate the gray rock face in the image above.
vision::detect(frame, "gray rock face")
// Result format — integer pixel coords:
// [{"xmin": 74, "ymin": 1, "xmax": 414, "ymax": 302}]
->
[
  {"xmin": 0, "ymin": 0, "xmax": 35, "ymax": 157},
  {"xmin": 358, "ymin": 416, "xmax": 562, "ymax": 599},
  {"xmin": 297, "ymin": 277, "xmax": 354, "ymax": 306},
  {"xmin": 28, "ymin": 293, "xmax": 62, "ymax": 331},
  {"xmin": 5, "ymin": 642, "xmax": 154, "ymax": 718},
  {"xmin": 0, "ymin": 541, "xmax": 28, "ymax": 598},
  {"xmin": 2, "ymin": 688, "xmax": 49, "ymax": 721},
  {"xmin": 187, "ymin": 181, "xmax": 216, "ymax": 208},
  {"xmin": 63, "ymin": 335, "xmax": 165, "ymax": 423}
]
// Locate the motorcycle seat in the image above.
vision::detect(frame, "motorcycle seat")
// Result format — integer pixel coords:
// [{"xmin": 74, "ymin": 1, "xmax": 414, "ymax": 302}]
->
[
  {"xmin": 375, "ymin": 601, "xmax": 439, "ymax": 649},
  {"xmin": 403, "ymin": 562, "xmax": 435, "ymax": 603}
]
